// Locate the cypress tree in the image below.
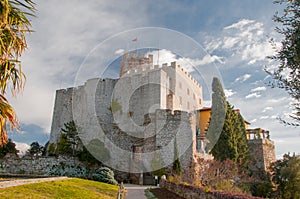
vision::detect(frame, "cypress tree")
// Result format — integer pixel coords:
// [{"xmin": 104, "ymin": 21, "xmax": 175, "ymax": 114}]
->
[
  {"xmin": 237, "ymin": 112, "xmax": 250, "ymax": 167},
  {"xmin": 172, "ymin": 138, "xmax": 182, "ymax": 176},
  {"xmin": 205, "ymin": 77, "xmax": 226, "ymax": 152},
  {"xmin": 211, "ymin": 101, "xmax": 249, "ymax": 167}
]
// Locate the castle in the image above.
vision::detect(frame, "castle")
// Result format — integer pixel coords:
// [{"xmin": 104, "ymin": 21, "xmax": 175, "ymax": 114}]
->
[{"xmin": 49, "ymin": 52, "xmax": 276, "ymax": 184}]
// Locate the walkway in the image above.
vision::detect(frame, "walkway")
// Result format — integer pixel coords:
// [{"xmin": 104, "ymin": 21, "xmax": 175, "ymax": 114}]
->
[
  {"xmin": 0, "ymin": 176, "xmax": 69, "ymax": 189},
  {"xmin": 124, "ymin": 184, "xmax": 151, "ymax": 199}
]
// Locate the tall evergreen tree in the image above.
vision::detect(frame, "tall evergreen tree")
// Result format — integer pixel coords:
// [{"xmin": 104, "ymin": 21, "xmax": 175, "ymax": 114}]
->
[
  {"xmin": 205, "ymin": 77, "xmax": 226, "ymax": 152},
  {"xmin": 237, "ymin": 112, "xmax": 250, "ymax": 167},
  {"xmin": 172, "ymin": 138, "xmax": 181, "ymax": 176},
  {"xmin": 211, "ymin": 101, "xmax": 249, "ymax": 167}
]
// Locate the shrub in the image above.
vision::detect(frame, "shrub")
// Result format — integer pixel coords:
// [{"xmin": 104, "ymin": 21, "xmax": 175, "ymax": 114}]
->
[
  {"xmin": 48, "ymin": 143, "xmax": 56, "ymax": 156},
  {"xmin": 92, "ymin": 167, "xmax": 118, "ymax": 185},
  {"xmin": 250, "ymin": 181, "xmax": 273, "ymax": 198},
  {"xmin": 47, "ymin": 163, "xmax": 88, "ymax": 178}
]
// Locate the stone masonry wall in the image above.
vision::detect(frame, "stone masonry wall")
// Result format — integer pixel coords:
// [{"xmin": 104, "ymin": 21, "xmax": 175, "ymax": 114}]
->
[
  {"xmin": 0, "ymin": 153, "xmax": 83, "ymax": 175},
  {"xmin": 160, "ymin": 180, "xmax": 263, "ymax": 199},
  {"xmin": 247, "ymin": 138, "xmax": 276, "ymax": 176}
]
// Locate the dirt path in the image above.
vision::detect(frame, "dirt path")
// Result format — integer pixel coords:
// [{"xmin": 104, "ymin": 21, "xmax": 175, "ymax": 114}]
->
[{"xmin": 0, "ymin": 176, "xmax": 69, "ymax": 189}]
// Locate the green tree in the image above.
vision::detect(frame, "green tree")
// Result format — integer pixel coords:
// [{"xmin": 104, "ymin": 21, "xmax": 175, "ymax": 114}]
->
[
  {"xmin": 60, "ymin": 120, "xmax": 81, "ymax": 156},
  {"xmin": 28, "ymin": 141, "xmax": 44, "ymax": 157},
  {"xmin": 211, "ymin": 101, "xmax": 249, "ymax": 167},
  {"xmin": 236, "ymin": 112, "xmax": 250, "ymax": 168},
  {"xmin": 267, "ymin": 0, "xmax": 300, "ymax": 125},
  {"xmin": 85, "ymin": 139, "xmax": 110, "ymax": 163},
  {"xmin": 205, "ymin": 77, "xmax": 226, "ymax": 152},
  {"xmin": 0, "ymin": 0, "xmax": 35, "ymax": 146},
  {"xmin": 92, "ymin": 167, "xmax": 118, "ymax": 185},
  {"xmin": 151, "ymin": 151, "xmax": 167, "ymax": 177},
  {"xmin": 172, "ymin": 138, "xmax": 181, "ymax": 176},
  {"xmin": 56, "ymin": 132, "xmax": 72, "ymax": 155},
  {"xmin": 270, "ymin": 153, "xmax": 300, "ymax": 199},
  {"xmin": 0, "ymin": 138, "xmax": 18, "ymax": 158}
]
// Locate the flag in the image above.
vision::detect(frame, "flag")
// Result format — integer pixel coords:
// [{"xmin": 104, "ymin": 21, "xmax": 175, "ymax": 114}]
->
[{"xmin": 132, "ymin": 37, "xmax": 138, "ymax": 42}]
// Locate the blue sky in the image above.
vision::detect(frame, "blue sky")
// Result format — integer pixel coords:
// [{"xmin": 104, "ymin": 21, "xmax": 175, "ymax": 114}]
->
[{"xmin": 7, "ymin": 0, "xmax": 299, "ymax": 157}]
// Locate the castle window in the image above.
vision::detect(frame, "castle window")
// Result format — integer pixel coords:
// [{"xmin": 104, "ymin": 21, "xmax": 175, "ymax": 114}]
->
[
  {"xmin": 128, "ymin": 111, "xmax": 133, "ymax": 118},
  {"xmin": 193, "ymin": 93, "xmax": 196, "ymax": 100},
  {"xmin": 199, "ymin": 98, "xmax": 202, "ymax": 105},
  {"xmin": 179, "ymin": 96, "xmax": 182, "ymax": 105},
  {"xmin": 187, "ymin": 88, "xmax": 190, "ymax": 95},
  {"xmin": 179, "ymin": 82, "xmax": 182, "ymax": 89},
  {"xmin": 187, "ymin": 102, "xmax": 190, "ymax": 110}
]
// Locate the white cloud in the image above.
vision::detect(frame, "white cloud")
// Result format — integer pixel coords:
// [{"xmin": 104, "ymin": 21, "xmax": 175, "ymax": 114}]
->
[
  {"xmin": 224, "ymin": 89, "xmax": 236, "ymax": 97},
  {"xmin": 15, "ymin": 142, "xmax": 30, "ymax": 157},
  {"xmin": 245, "ymin": 92, "xmax": 261, "ymax": 99},
  {"xmin": 7, "ymin": 0, "xmax": 150, "ymax": 131},
  {"xmin": 115, "ymin": 49, "xmax": 125, "ymax": 55},
  {"xmin": 251, "ymin": 86, "xmax": 267, "ymax": 92},
  {"xmin": 224, "ymin": 19, "xmax": 256, "ymax": 30},
  {"xmin": 262, "ymin": 106, "xmax": 274, "ymax": 113},
  {"xmin": 259, "ymin": 115, "xmax": 269, "ymax": 120},
  {"xmin": 146, "ymin": 49, "xmax": 223, "ymax": 73},
  {"xmin": 204, "ymin": 18, "xmax": 276, "ymax": 67},
  {"xmin": 235, "ymin": 74, "xmax": 251, "ymax": 82}
]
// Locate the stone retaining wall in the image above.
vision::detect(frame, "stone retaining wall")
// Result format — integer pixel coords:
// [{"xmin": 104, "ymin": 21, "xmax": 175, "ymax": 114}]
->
[
  {"xmin": 0, "ymin": 153, "xmax": 83, "ymax": 175},
  {"xmin": 160, "ymin": 180, "xmax": 263, "ymax": 199}
]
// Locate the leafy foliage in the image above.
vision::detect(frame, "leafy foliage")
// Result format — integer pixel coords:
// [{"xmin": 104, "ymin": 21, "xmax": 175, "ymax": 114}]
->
[
  {"xmin": 267, "ymin": 0, "xmax": 300, "ymax": 125},
  {"xmin": 151, "ymin": 152, "xmax": 167, "ymax": 177},
  {"xmin": 56, "ymin": 132, "xmax": 72, "ymax": 155},
  {"xmin": 28, "ymin": 141, "xmax": 44, "ymax": 157},
  {"xmin": 92, "ymin": 167, "xmax": 118, "ymax": 185},
  {"xmin": 47, "ymin": 163, "xmax": 89, "ymax": 178},
  {"xmin": 249, "ymin": 181, "xmax": 273, "ymax": 198},
  {"xmin": 108, "ymin": 98, "xmax": 122, "ymax": 113},
  {"xmin": 0, "ymin": 0, "xmax": 35, "ymax": 146},
  {"xmin": 77, "ymin": 145, "xmax": 101, "ymax": 164},
  {"xmin": 198, "ymin": 159, "xmax": 251, "ymax": 194},
  {"xmin": 205, "ymin": 77, "xmax": 226, "ymax": 152},
  {"xmin": 210, "ymin": 101, "xmax": 250, "ymax": 167},
  {"xmin": 0, "ymin": 138, "xmax": 18, "ymax": 158},
  {"xmin": 61, "ymin": 120, "xmax": 81, "ymax": 156},
  {"xmin": 85, "ymin": 138, "xmax": 110, "ymax": 163},
  {"xmin": 55, "ymin": 120, "xmax": 82, "ymax": 156},
  {"xmin": 47, "ymin": 143, "xmax": 56, "ymax": 156},
  {"xmin": 270, "ymin": 153, "xmax": 300, "ymax": 199},
  {"xmin": 172, "ymin": 138, "xmax": 181, "ymax": 176}
]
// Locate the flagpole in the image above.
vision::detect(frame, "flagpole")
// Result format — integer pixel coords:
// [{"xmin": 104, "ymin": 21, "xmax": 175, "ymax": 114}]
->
[{"xmin": 157, "ymin": 48, "xmax": 159, "ymax": 66}]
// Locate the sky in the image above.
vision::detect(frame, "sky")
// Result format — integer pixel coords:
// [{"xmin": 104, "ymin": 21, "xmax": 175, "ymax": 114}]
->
[{"xmin": 7, "ymin": 0, "xmax": 299, "ymax": 158}]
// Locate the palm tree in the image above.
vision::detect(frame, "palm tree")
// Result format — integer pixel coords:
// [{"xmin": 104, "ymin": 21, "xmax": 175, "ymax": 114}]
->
[{"xmin": 0, "ymin": 0, "xmax": 35, "ymax": 146}]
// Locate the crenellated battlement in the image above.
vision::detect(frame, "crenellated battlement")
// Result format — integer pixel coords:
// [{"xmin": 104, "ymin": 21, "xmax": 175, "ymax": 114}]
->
[
  {"xmin": 155, "ymin": 109, "xmax": 193, "ymax": 122},
  {"xmin": 120, "ymin": 53, "xmax": 201, "ymax": 89}
]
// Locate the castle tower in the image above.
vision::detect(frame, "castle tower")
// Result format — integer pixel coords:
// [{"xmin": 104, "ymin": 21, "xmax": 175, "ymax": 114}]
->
[
  {"xmin": 247, "ymin": 128, "xmax": 276, "ymax": 177},
  {"xmin": 120, "ymin": 52, "xmax": 153, "ymax": 77}
]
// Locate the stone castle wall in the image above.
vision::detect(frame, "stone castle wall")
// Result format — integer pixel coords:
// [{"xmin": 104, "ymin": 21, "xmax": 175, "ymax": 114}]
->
[{"xmin": 247, "ymin": 138, "xmax": 276, "ymax": 176}]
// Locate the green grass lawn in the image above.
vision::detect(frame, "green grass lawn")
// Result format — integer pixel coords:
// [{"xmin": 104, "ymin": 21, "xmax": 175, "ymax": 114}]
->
[{"xmin": 0, "ymin": 178, "xmax": 119, "ymax": 199}]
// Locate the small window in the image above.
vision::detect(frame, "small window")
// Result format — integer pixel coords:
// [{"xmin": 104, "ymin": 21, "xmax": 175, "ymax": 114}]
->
[
  {"xmin": 199, "ymin": 98, "xmax": 202, "ymax": 105},
  {"xmin": 187, "ymin": 88, "xmax": 190, "ymax": 95},
  {"xmin": 179, "ymin": 82, "xmax": 182, "ymax": 89},
  {"xmin": 187, "ymin": 102, "xmax": 190, "ymax": 110},
  {"xmin": 193, "ymin": 93, "xmax": 196, "ymax": 100},
  {"xmin": 179, "ymin": 96, "xmax": 182, "ymax": 105}
]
